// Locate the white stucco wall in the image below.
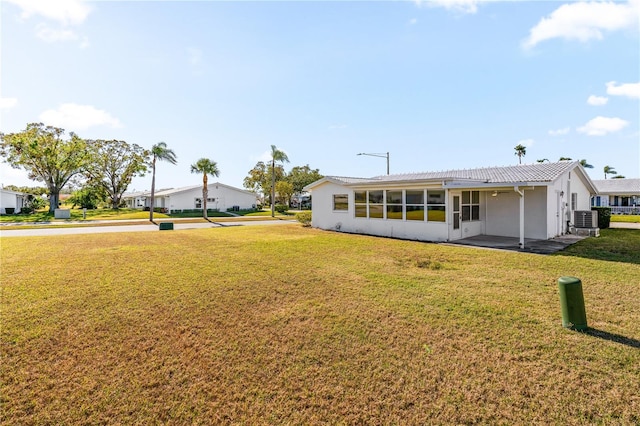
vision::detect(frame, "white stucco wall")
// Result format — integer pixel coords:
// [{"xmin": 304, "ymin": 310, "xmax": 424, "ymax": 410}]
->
[
  {"xmin": 1, "ymin": 190, "xmax": 22, "ymax": 214},
  {"xmin": 483, "ymin": 187, "xmax": 547, "ymax": 239},
  {"xmin": 166, "ymin": 184, "xmax": 257, "ymax": 212},
  {"xmin": 546, "ymin": 168, "xmax": 594, "ymax": 236},
  {"xmin": 310, "ymin": 182, "xmax": 449, "ymax": 242},
  {"xmin": 485, "ymin": 191, "xmax": 519, "ymax": 237}
]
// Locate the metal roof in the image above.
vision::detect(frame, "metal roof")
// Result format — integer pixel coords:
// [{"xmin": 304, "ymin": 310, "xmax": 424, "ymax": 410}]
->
[
  {"xmin": 317, "ymin": 161, "xmax": 582, "ymax": 186},
  {"xmin": 592, "ymin": 178, "xmax": 640, "ymax": 195}
]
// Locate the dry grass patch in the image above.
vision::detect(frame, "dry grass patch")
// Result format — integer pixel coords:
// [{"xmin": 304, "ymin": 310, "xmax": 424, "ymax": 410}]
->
[{"xmin": 1, "ymin": 226, "xmax": 639, "ymax": 424}]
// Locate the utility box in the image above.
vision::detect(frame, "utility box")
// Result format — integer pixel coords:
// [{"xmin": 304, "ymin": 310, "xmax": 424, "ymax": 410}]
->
[
  {"xmin": 159, "ymin": 222, "xmax": 174, "ymax": 231},
  {"xmin": 558, "ymin": 276, "xmax": 588, "ymax": 331},
  {"xmin": 54, "ymin": 209, "xmax": 71, "ymax": 219}
]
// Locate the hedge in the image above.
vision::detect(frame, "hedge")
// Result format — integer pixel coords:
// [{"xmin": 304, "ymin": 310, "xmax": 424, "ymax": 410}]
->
[{"xmin": 591, "ymin": 207, "xmax": 611, "ymax": 229}]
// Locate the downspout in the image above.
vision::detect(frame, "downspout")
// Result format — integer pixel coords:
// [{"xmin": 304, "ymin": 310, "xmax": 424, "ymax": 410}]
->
[{"xmin": 514, "ymin": 186, "xmax": 524, "ymax": 249}]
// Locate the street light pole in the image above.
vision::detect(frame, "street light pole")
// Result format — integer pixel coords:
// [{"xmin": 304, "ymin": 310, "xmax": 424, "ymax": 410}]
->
[{"xmin": 357, "ymin": 152, "xmax": 390, "ymax": 175}]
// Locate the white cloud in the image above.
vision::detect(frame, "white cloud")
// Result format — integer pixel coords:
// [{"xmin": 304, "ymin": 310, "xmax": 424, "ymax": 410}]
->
[
  {"xmin": 587, "ymin": 95, "xmax": 608, "ymax": 106},
  {"xmin": 35, "ymin": 23, "xmax": 79, "ymax": 43},
  {"xmin": 577, "ymin": 116, "xmax": 629, "ymax": 136},
  {"xmin": 329, "ymin": 124, "xmax": 348, "ymax": 130},
  {"xmin": 408, "ymin": 18, "xmax": 418, "ymax": 25},
  {"xmin": 0, "ymin": 97, "xmax": 18, "ymax": 110},
  {"xmin": 517, "ymin": 138, "xmax": 534, "ymax": 147},
  {"xmin": 7, "ymin": 0, "xmax": 91, "ymax": 26},
  {"xmin": 7, "ymin": 0, "xmax": 91, "ymax": 47},
  {"xmin": 606, "ymin": 81, "xmax": 640, "ymax": 99},
  {"xmin": 415, "ymin": 0, "xmax": 490, "ymax": 14},
  {"xmin": 39, "ymin": 103, "xmax": 122, "ymax": 131},
  {"xmin": 522, "ymin": 0, "xmax": 639, "ymax": 49},
  {"xmin": 549, "ymin": 127, "xmax": 570, "ymax": 136}
]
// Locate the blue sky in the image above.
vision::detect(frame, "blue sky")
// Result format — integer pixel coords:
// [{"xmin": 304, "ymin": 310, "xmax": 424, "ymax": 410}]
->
[{"xmin": 1, "ymin": 0, "xmax": 639, "ymax": 193}]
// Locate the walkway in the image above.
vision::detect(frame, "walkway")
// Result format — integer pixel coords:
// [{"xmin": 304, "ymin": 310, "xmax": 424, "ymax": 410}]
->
[
  {"xmin": 0, "ymin": 218, "xmax": 297, "ymax": 237},
  {"xmin": 448, "ymin": 234, "xmax": 587, "ymax": 254}
]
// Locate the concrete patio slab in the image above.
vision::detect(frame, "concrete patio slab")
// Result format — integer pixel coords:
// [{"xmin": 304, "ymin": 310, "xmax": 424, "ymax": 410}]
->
[{"xmin": 447, "ymin": 234, "xmax": 587, "ymax": 254}]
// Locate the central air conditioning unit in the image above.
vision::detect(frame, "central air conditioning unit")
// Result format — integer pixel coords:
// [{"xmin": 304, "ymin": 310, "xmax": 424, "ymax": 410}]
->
[{"xmin": 574, "ymin": 210, "xmax": 598, "ymax": 228}]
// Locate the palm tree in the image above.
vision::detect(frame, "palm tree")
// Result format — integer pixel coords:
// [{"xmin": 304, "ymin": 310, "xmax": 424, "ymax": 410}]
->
[
  {"xmin": 559, "ymin": 157, "xmax": 572, "ymax": 161},
  {"xmin": 190, "ymin": 158, "xmax": 220, "ymax": 220},
  {"xmin": 536, "ymin": 158, "xmax": 549, "ymax": 163},
  {"xmin": 579, "ymin": 159, "xmax": 593, "ymax": 169},
  {"xmin": 514, "ymin": 144, "xmax": 526, "ymax": 164},
  {"xmin": 603, "ymin": 165, "xmax": 617, "ymax": 179},
  {"xmin": 269, "ymin": 145, "xmax": 289, "ymax": 217},
  {"xmin": 611, "ymin": 175, "xmax": 626, "ymax": 179},
  {"xmin": 149, "ymin": 142, "xmax": 177, "ymax": 222}
]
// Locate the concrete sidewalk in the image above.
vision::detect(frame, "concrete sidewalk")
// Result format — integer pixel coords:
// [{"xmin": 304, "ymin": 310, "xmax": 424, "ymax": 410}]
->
[
  {"xmin": 610, "ymin": 222, "xmax": 640, "ymax": 229},
  {"xmin": 0, "ymin": 219, "xmax": 297, "ymax": 237}
]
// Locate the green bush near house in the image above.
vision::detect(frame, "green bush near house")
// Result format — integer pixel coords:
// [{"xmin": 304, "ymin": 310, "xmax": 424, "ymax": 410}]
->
[
  {"xmin": 275, "ymin": 204, "xmax": 288, "ymax": 214},
  {"xmin": 591, "ymin": 207, "xmax": 611, "ymax": 229},
  {"xmin": 295, "ymin": 211, "xmax": 312, "ymax": 226}
]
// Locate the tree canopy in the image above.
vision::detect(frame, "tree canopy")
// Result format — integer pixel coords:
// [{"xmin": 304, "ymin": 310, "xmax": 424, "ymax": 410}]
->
[
  {"xmin": 275, "ymin": 180, "xmax": 294, "ymax": 206},
  {"xmin": 603, "ymin": 165, "xmax": 617, "ymax": 179},
  {"xmin": 0, "ymin": 123, "xmax": 89, "ymax": 212},
  {"xmin": 84, "ymin": 139, "xmax": 149, "ymax": 208},
  {"xmin": 514, "ymin": 144, "xmax": 526, "ymax": 164},
  {"xmin": 286, "ymin": 165, "xmax": 323, "ymax": 194},
  {"xmin": 243, "ymin": 161, "xmax": 285, "ymax": 197}
]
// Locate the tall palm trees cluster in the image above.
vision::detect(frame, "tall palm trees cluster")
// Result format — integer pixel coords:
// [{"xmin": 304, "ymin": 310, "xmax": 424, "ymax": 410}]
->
[{"xmin": 530, "ymin": 153, "xmax": 626, "ymax": 180}]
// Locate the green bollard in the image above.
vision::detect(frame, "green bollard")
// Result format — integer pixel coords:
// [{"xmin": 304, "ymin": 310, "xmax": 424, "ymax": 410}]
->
[
  {"xmin": 558, "ymin": 276, "xmax": 588, "ymax": 331},
  {"xmin": 159, "ymin": 222, "xmax": 174, "ymax": 230}
]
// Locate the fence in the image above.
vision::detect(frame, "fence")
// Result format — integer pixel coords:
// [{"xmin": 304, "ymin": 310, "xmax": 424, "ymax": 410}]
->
[{"xmin": 611, "ymin": 206, "xmax": 639, "ymax": 215}]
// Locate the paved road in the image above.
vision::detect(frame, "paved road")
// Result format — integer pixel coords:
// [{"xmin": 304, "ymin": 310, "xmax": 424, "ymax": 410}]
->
[
  {"xmin": 610, "ymin": 222, "xmax": 640, "ymax": 230},
  {"xmin": 0, "ymin": 219, "xmax": 297, "ymax": 237}
]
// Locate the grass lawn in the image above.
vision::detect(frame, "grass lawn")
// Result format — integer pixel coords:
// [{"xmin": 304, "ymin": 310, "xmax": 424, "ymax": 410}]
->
[
  {"xmin": 611, "ymin": 214, "xmax": 640, "ymax": 223},
  {"xmin": 0, "ymin": 208, "xmax": 171, "ymax": 223},
  {"xmin": 0, "ymin": 208, "xmax": 292, "ymax": 223},
  {"xmin": 1, "ymin": 226, "xmax": 639, "ymax": 424}
]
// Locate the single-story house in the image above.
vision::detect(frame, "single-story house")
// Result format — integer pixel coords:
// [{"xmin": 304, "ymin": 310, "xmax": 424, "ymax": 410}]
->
[
  {"xmin": 304, "ymin": 161, "xmax": 597, "ymax": 248},
  {"xmin": 591, "ymin": 178, "xmax": 640, "ymax": 215},
  {"xmin": 122, "ymin": 182, "xmax": 258, "ymax": 213},
  {"xmin": 0, "ymin": 188, "xmax": 26, "ymax": 214}
]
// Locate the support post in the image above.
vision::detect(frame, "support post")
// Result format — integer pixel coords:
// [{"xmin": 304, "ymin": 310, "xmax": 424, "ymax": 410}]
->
[{"xmin": 515, "ymin": 186, "xmax": 525, "ymax": 249}]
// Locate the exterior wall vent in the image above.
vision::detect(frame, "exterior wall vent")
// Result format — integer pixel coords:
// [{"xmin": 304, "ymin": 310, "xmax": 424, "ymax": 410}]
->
[{"xmin": 574, "ymin": 210, "xmax": 598, "ymax": 228}]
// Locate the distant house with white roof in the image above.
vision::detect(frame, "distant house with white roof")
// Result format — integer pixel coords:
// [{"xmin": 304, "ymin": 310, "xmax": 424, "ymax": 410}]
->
[
  {"xmin": 123, "ymin": 182, "xmax": 258, "ymax": 213},
  {"xmin": 591, "ymin": 178, "xmax": 640, "ymax": 214},
  {"xmin": 304, "ymin": 161, "xmax": 597, "ymax": 248}
]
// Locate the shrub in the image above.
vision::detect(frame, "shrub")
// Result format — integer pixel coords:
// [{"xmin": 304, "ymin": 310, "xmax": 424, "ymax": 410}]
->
[
  {"xmin": 591, "ymin": 207, "xmax": 611, "ymax": 229},
  {"xmin": 275, "ymin": 204, "xmax": 288, "ymax": 214},
  {"xmin": 296, "ymin": 211, "xmax": 312, "ymax": 227},
  {"xmin": 19, "ymin": 207, "xmax": 33, "ymax": 214}
]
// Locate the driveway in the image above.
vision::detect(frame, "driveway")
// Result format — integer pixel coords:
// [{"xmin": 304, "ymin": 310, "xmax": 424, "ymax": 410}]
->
[{"xmin": 0, "ymin": 219, "xmax": 297, "ymax": 237}]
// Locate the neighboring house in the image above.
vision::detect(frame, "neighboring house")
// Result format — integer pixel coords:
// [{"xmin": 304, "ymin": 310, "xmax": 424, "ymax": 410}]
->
[
  {"xmin": 0, "ymin": 188, "xmax": 26, "ymax": 214},
  {"xmin": 122, "ymin": 182, "xmax": 258, "ymax": 212},
  {"xmin": 304, "ymin": 161, "xmax": 597, "ymax": 248},
  {"xmin": 591, "ymin": 179, "xmax": 640, "ymax": 214},
  {"xmin": 123, "ymin": 190, "xmax": 156, "ymax": 209}
]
